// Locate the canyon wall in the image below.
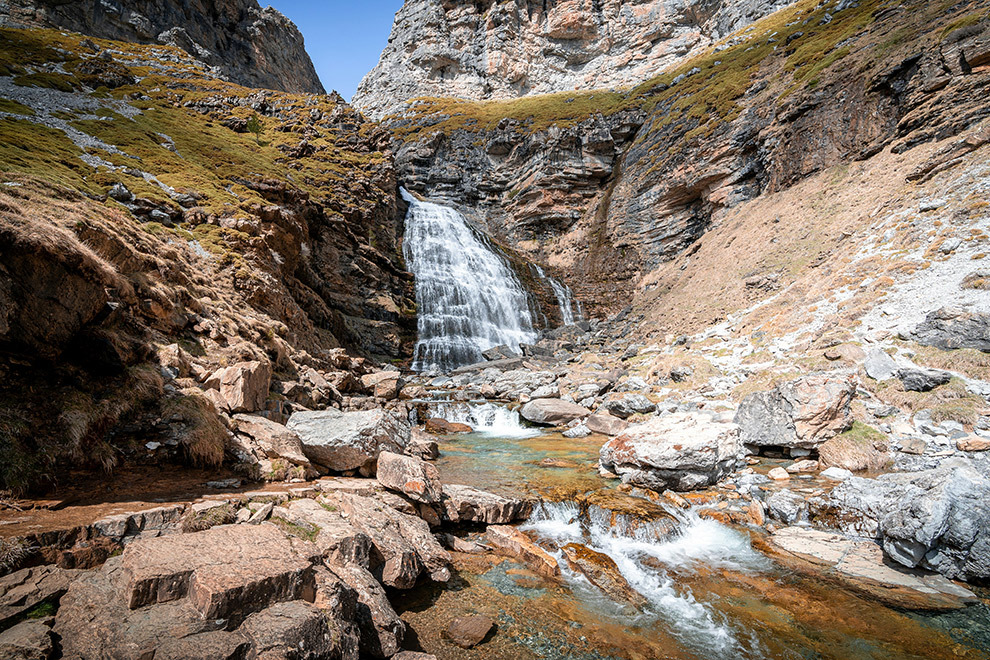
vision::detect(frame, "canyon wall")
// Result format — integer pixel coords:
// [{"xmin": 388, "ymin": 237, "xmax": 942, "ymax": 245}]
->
[
  {"xmin": 386, "ymin": 0, "xmax": 990, "ymax": 315},
  {"xmin": 353, "ymin": 0, "xmax": 793, "ymax": 119}
]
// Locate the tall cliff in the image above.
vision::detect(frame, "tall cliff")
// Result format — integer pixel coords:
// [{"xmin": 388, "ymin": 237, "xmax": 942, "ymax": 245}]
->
[
  {"xmin": 353, "ymin": 0, "xmax": 792, "ymax": 119},
  {"xmin": 0, "ymin": 0, "xmax": 326, "ymax": 94},
  {"xmin": 385, "ymin": 0, "xmax": 990, "ymax": 317}
]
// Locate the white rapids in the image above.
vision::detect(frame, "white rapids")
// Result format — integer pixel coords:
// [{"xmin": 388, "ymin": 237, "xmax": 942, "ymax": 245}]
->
[
  {"xmin": 522, "ymin": 500, "xmax": 772, "ymax": 659},
  {"xmin": 402, "ymin": 188, "xmax": 537, "ymax": 372}
]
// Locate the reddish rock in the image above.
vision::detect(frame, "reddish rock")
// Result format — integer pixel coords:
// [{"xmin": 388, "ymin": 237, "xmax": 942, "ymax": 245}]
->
[
  {"xmin": 586, "ymin": 413, "xmax": 629, "ymax": 436},
  {"xmin": 424, "ymin": 418, "xmax": 472, "ymax": 434},
  {"xmin": 376, "ymin": 451, "xmax": 443, "ymax": 504},
  {"xmin": 216, "ymin": 360, "xmax": 271, "ymax": 413},
  {"xmin": 443, "ymin": 615, "xmax": 494, "ymax": 649},
  {"xmin": 485, "ymin": 525, "xmax": 559, "ymax": 578}
]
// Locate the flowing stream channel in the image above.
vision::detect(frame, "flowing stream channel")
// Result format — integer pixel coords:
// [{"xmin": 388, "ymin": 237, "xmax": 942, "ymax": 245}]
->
[
  {"xmin": 400, "ymin": 401, "xmax": 990, "ymax": 660},
  {"xmin": 399, "ymin": 195, "xmax": 989, "ymax": 659}
]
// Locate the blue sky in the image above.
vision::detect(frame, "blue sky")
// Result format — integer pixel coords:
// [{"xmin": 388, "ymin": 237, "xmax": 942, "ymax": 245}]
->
[{"xmin": 269, "ymin": 1, "xmax": 404, "ymax": 100}]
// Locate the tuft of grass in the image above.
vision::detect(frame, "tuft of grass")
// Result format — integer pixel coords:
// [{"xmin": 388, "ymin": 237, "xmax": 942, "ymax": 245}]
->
[
  {"xmin": 182, "ymin": 503, "xmax": 236, "ymax": 532},
  {"xmin": 270, "ymin": 515, "xmax": 320, "ymax": 542},
  {"xmin": 0, "ymin": 98, "xmax": 34, "ymax": 115},
  {"xmin": 167, "ymin": 394, "xmax": 228, "ymax": 467},
  {"xmin": 0, "ymin": 536, "xmax": 34, "ymax": 574},
  {"xmin": 872, "ymin": 377, "xmax": 986, "ymax": 427},
  {"xmin": 13, "ymin": 72, "xmax": 80, "ymax": 92}
]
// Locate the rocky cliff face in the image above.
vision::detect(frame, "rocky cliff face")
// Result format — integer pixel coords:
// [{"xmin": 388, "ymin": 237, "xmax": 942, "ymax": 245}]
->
[
  {"xmin": 353, "ymin": 0, "xmax": 792, "ymax": 119},
  {"xmin": 388, "ymin": 0, "xmax": 990, "ymax": 317},
  {"xmin": 0, "ymin": 0, "xmax": 325, "ymax": 94},
  {"xmin": 0, "ymin": 28, "xmax": 410, "ymax": 490}
]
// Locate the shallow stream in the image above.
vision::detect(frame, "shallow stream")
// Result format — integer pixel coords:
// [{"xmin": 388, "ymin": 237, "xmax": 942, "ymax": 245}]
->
[{"xmin": 402, "ymin": 402, "xmax": 990, "ymax": 660}]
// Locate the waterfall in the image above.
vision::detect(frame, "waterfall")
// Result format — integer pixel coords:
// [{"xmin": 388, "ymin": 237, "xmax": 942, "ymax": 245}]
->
[
  {"xmin": 533, "ymin": 264, "xmax": 582, "ymax": 326},
  {"xmin": 401, "ymin": 189, "xmax": 537, "ymax": 372}
]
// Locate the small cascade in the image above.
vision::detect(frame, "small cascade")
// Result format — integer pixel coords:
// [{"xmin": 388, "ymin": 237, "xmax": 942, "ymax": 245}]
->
[
  {"xmin": 522, "ymin": 499, "xmax": 771, "ymax": 659},
  {"xmin": 431, "ymin": 402, "xmax": 540, "ymax": 438},
  {"xmin": 401, "ymin": 189, "xmax": 537, "ymax": 372},
  {"xmin": 532, "ymin": 264, "xmax": 582, "ymax": 326}
]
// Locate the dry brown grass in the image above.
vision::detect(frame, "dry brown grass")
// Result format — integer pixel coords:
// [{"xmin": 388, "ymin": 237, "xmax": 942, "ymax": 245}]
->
[{"xmin": 168, "ymin": 393, "xmax": 229, "ymax": 467}]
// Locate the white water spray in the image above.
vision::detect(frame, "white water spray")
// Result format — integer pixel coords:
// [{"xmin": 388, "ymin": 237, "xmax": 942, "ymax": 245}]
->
[{"xmin": 402, "ymin": 189, "xmax": 537, "ymax": 372}]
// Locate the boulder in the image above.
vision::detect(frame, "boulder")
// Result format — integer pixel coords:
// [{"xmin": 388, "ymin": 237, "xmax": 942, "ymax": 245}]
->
[
  {"xmin": 406, "ymin": 430, "xmax": 440, "ymax": 460},
  {"xmin": 599, "ymin": 413, "xmax": 742, "ymax": 491},
  {"xmin": 330, "ymin": 563, "xmax": 405, "ymax": 658},
  {"xmin": 424, "ymin": 418, "xmax": 472, "ymax": 434},
  {"xmin": 586, "ymin": 413, "xmax": 629, "ymax": 436},
  {"xmin": 0, "ymin": 619, "xmax": 53, "ymax": 660},
  {"xmin": 230, "ymin": 414, "xmax": 315, "ymax": 479},
  {"xmin": 288, "ymin": 408, "xmax": 410, "ymax": 473},
  {"xmin": 54, "ymin": 524, "xmax": 360, "ymax": 659},
  {"xmin": 906, "ymin": 308, "xmax": 990, "ymax": 353},
  {"xmin": 440, "ymin": 484, "xmax": 533, "ymax": 524},
  {"xmin": 484, "ymin": 526, "xmax": 559, "ymax": 578},
  {"xmin": 604, "ymin": 393, "xmax": 657, "ymax": 418},
  {"xmin": 327, "ymin": 492, "xmax": 451, "ymax": 588},
  {"xmin": 376, "ymin": 451, "xmax": 443, "ymax": 504},
  {"xmin": 361, "ymin": 372, "xmax": 405, "ymax": 401},
  {"xmin": 957, "ymin": 436, "xmax": 990, "ymax": 452},
  {"xmin": 562, "ymin": 423, "xmax": 591, "ymax": 438},
  {"xmin": 897, "ymin": 367, "xmax": 952, "ymax": 392},
  {"xmin": 810, "ymin": 460, "xmax": 990, "ymax": 581},
  {"xmin": 443, "ymin": 615, "xmax": 494, "ymax": 649},
  {"xmin": 767, "ymin": 527, "xmax": 978, "ymax": 611},
  {"xmin": 216, "ymin": 361, "xmax": 271, "ymax": 413},
  {"xmin": 863, "ymin": 348, "xmax": 899, "ymax": 381},
  {"xmin": 818, "ymin": 426, "xmax": 891, "ymax": 472},
  {"xmin": 734, "ymin": 372, "xmax": 855, "ymax": 450},
  {"xmin": 519, "ymin": 398, "xmax": 591, "ymax": 425}
]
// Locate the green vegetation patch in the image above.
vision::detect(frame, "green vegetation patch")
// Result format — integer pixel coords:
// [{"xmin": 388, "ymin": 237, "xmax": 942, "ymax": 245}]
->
[{"xmin": 0, "ymin": 98, "xmax": 34, "ymax": 115}]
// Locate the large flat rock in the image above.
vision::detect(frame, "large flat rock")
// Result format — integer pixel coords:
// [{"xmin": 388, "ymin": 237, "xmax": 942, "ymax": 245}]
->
[
  {"xmin": 768, "ymin": 526, "xmax": 978, "ymax": 611},
  {"xmin": 599, "ymin": 413, "xmax": 742, "ymax": 491},
  {"xmin": 520, "ymin": 398, "xmax": 590, "ymax": 425}
]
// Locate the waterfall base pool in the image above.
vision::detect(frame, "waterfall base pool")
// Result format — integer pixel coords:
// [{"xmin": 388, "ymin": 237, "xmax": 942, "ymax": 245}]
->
[{"xmin": 408, "ymin": 410, "xmax": 990, "ymax": 660}]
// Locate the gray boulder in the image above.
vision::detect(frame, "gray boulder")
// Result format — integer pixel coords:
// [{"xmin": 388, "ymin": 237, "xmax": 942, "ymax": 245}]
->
[
  {"xmin": 288, "ymin": 409, "xmax": 410, "ymax": 473},
  {"xmin": 599, "ymin": 413, "xmax": 742, "ymax": 491},
  {"xmin": 863, "ymin": 348, "xmax": 899, "ymax": 381},
  {"xmin": 907, "ymin": 308, "xmax": 990, "ymax": 353},
  {"xmin": 734, "ymin": 372, "xmax": 855, "ymax": 450},
  {"xmin": 604, "ymin": 393, "xmax": 657, "ymax": 418},
  {"xmin": 810, "ymin": 460, "xmax": 990, "ymax": 582},
  {"xmin": 897, "ymin": 367, "xmax": 952, "ymax": 392}
]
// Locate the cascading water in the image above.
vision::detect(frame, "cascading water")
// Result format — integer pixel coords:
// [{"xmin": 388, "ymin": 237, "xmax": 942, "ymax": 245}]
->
[
  {"xmin": 431, "ymin": 402, "xmax": 540, "ymax": 438},
  {"xmin": 522, "ymin": 500, "xmax": 771, "ymax": 659},
  {"xmin": 532, "ymin": 264, "xmax": 582, "ymax": 326},
  {"xmin": 401, "ymin": 188, "xmax": 537, "ymax": 372}
]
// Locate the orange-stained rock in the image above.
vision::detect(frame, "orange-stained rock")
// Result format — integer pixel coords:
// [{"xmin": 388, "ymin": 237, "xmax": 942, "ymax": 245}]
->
[{"xmin": 484, "ymin": 525, "xmax": 560, "ymax": 578}]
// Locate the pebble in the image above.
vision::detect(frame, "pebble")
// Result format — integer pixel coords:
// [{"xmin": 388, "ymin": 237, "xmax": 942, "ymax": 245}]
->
[{"xmin": 768, "ymin": 467, "xmax": 790, "ymax": 480}]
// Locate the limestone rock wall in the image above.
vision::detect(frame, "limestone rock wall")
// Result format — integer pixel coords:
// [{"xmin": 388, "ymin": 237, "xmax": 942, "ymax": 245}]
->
[{"xmin": 353, "ymin": 0, "xmax": 792, "ymax": 119}]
